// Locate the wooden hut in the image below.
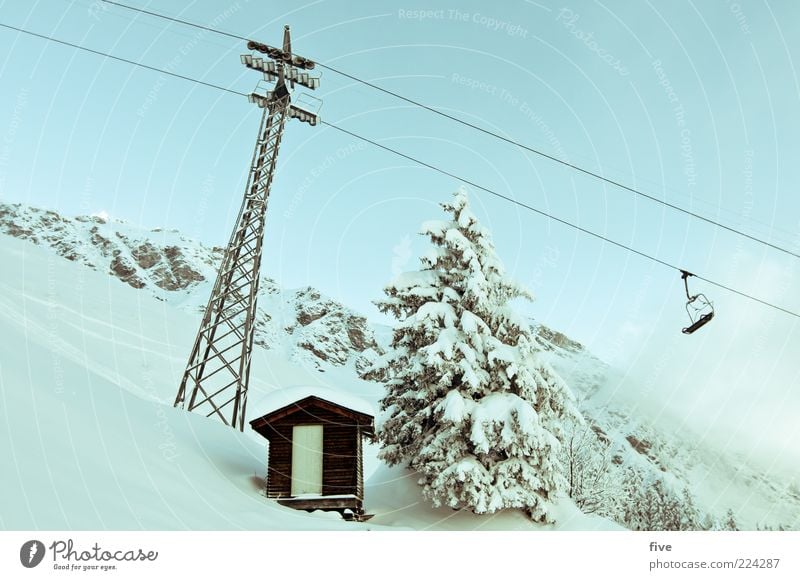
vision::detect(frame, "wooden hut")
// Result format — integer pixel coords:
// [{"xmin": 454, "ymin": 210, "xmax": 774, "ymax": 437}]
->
[{"xmin": 249, "ymin": 387, "xmax": 375, "ymax": 520}]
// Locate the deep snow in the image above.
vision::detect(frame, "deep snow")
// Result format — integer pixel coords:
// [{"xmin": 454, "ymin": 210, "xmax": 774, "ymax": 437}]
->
[{"xmin": 0, "ymin": 233, "xmax": 620, "ymax": 530}]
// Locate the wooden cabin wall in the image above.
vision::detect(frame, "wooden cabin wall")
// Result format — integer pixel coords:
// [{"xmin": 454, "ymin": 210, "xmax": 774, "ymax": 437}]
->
[
  {"xmin": 265, "ymin": 428, "xmax": 291, "ymax": 498},
  {"xmin": 356, "ymin": 426, "xmax": 364, "ymax": 500},
  {"xmin": 264, "ymin": 404, "xmax": 360, "ymax": 498}
]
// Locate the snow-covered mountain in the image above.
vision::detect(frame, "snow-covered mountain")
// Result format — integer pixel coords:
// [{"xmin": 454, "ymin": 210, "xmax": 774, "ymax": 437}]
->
[
  {"xmin": 1, "ymin": 201, "xmax": 797, "ymax": 530},
  {"xmin": 0, "ymin": 201, "xmax": 382, "ymax": 373}
]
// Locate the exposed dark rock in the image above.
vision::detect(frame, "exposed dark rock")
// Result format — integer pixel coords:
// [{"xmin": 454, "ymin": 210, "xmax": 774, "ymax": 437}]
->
[
  {"xmin": 591, "ymin": 423, "xmax": 611, "ymax": 444},
  {"xmin": 153, "ymin": 245, "xmax": 205, "ymax": 291},
  {"xmin": 538, "ymin": 325, "xmax": 583, "ymax": 352},
  {"xmin": 3, "ymin": 223, "xmax": 37, "ymax": 241},
  {"xmin": 110, "ymin": 256, "xmax": 145, "ymax": 288},
  {"xmin": 626, "ymin": 434, "xmax": 652, "ymax": 456},
  {"xmin": 298, "ymin": 341, "xmax": 329, "ymax": 362},
  {"xmin": 90, "ymin": 229, "xmax": 112, "ymax": 255},
  {"xmin": 347, "ymin": 317, "xmax": 378, "ymax": 351},
  {"xmin": 131, "ymin": 242, "xmax": 160, "ymax": 269},
  {"xmin": 298, "ymin": 309, "xmax": 326, "ymax": 326}
]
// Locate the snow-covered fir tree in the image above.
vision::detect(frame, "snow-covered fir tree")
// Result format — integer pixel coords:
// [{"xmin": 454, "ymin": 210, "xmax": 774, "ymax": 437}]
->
[
  {"xmin": 679, "ymin": 487, "xmax": 701, "ymax": 531},
  {"xmin": 373, "ymin": 188, "xmax": 581, "ymax": 522},
  {"xmin": 723, "ymin": 508, "xmax": 739, "ymax": 531}
]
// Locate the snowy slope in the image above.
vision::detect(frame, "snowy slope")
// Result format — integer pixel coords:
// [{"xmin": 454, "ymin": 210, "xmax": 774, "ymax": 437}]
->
[
  {"xmin": 0, "ymin": 234, "xmax": 372, "ymax": 530},
  {"xmin": 365, "ymin": 464, "xmax": 621, "ymax": 530},
  {"xmin": 2, "ymin": 201, "xmax": 796, "ymax": 530},
  {"xmin": 0, "ymin": 219, "xmax": 615, "ymax": 531}
]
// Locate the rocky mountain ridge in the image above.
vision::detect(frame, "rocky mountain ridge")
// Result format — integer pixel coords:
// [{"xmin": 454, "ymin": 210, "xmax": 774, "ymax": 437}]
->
[{"xmin": 0, "ymin": 201, "xmax": 380, "ymax": 371}]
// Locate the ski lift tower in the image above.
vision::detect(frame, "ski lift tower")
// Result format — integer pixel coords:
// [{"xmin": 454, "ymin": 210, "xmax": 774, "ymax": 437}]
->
[{"xmin": 174, "ymin": 26, "xmax": 320, "ymax": 431}]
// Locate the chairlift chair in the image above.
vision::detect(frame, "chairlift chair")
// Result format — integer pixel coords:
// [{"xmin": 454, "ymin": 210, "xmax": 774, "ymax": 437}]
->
[{"xmin": 680, "ymin": 270, "xmax": 714, "ymax": 334}]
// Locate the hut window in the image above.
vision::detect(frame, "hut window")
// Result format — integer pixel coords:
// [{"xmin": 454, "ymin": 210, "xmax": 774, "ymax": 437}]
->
[{"xmin": 290, "ymin": 424, "xmax": 323, "ymax": 496}]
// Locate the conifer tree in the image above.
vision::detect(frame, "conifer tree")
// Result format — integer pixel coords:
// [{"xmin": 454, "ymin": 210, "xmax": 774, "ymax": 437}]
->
[
  {"xmin": 723, "ymin": 508, "xmax": 739, "ymax": 531},
  {"xmin": 373, "ymin": 189, "xmax": 581, "ymax": 521},
  {"xmin": 679, "ymin": 487, "xmax": 701, "ymax": 530}
]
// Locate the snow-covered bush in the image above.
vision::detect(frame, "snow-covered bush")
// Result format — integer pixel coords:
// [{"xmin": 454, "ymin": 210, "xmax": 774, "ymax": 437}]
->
[
  {"xmin": 560, "ymin": 421, "xmax": 620, "ymax": 516},
  {"xmin": 618, "ymin": 468, "xmax": 707, "ymax": 530},
  {"xmin": 373, "ymin": 189, "xmax": 581, "ymax": 522}
]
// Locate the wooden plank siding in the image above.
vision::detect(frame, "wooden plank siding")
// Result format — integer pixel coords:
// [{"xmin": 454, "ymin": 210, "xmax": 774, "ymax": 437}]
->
[
  {"xmin": 356, "ymin": 426, "xmax": 364, "ymax": 500},
  {"xmin": 261, "ymin": 404, "xmax": 361, "ymax": 500}
]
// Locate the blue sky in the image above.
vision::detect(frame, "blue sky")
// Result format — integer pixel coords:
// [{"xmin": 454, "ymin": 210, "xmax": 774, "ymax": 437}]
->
[{"xmin": 1, "ymin": 1, "xmax": 799, "ymax": 470}]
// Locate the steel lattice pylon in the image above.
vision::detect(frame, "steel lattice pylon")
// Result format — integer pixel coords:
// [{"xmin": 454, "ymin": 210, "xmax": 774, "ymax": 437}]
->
[{"xmin": 174, "ymin": 26, "xmax": 320, "ymax": 430}]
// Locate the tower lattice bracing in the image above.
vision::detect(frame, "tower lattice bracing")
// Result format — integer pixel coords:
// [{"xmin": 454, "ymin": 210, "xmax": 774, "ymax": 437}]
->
[{"xmin": 174, "ymin": 26, "xmax": 320, "ymax": 430}]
